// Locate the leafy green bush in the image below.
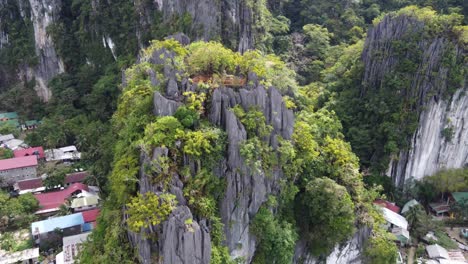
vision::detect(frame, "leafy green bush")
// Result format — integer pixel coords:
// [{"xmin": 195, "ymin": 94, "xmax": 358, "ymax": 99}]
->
[
  {"xmin": 174, "ymin": 106, "xmax": 199, "ymax": 128},
  {"xmin": 187, "ymin": 41, "xmax": 239, "ymax": 75},
  {"xmin": 141, "ymin": 116, "xmax": 183, "ymax": 151},
  {"xmin": 296, "ymin": 177, "xmax": 355, "ymax": 255},
  {"xmin": 364, "ymin": 227, "xmax": 398, "ymax": 264},
  {"xmin": 251, "ymin": 207, "xmax": 298, "ymax": 264},
  {"xmin": 126, "ymin": 192, "xmax": 177, "ymax": 232},
  {"xmin": 178, "ymin": 128, "xmax": 222, "ymax": 158}
]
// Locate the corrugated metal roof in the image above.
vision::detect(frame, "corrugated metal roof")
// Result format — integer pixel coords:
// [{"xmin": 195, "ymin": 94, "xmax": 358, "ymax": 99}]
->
[
  {"xmin": 401, "ymin": 199, "xmax": 420, "ymax": 214},
  {"xmin": 0, "ymin": 134, "xmax": 14, "ymax": 142},
  {"xmin": 13, "ymin": 147, "xmax": 45, "ymax": 159},
  {"xmin": 374, "ymin": 199, "xmax": 400, "ymax": 213},
  {"xmin": 31, "ymin": 213, "xmax": 84, "ymax": 234},
  {"xmin": 381, "ymin": 207, "xmax": 408, "ymax": 230},
  {"xmin": 81, "ymin": 209, "xmax": 100, "ymax": 223},
  {"xmin": 65, "ymin": 171, "xmax": 88, "ymax": 184},
  {"xmin": 426, "ymin": 244, "xmax": 450, "ymax": 260},
  {"xmin": 71, "ymin": 196, "xmax": 99, "ymax": 208},
  {"xmin": 0, "ymin": 247, "xmax": 39, "ymax": 264},
  {"xmin": 0, "ymin": 112, "xmax": 18, "ymax": 119},
  {"xmin": 34, "ymin": 183, "xmax": 89, "ymax": 213},
  {"xmin": 0, "ymin": 155, "xmax": 37, "ymax": 171},
  {"xmin": 452, "ymin": 192, "xmax": 468, "ymax": 204},
  {"xmin": 16, "ymin": 177, "xmax": 43, "ymax": 190}
]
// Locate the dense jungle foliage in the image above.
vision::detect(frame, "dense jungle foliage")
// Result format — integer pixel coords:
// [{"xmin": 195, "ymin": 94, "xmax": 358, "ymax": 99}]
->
[{"xmin": 0, "ymin": 0, "xmax": 466, "ymax": 263}]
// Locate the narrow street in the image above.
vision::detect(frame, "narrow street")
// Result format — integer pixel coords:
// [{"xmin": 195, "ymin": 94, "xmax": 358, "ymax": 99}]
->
[{"xmin": 407, "ymin": 246, "xmax": 415, "ymax": 264}]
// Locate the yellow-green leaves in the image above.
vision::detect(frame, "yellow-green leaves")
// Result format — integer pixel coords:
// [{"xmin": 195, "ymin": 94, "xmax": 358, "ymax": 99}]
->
[
  {"xmin": 140, "ymin": 116, "xmax": 183, "ymax": 151},
  {"xmin": 126, "ymin": 192, "xmax": 177, "ymax": 232},
  {"xmin": 187, "ymin": 41, "xmax": 239, "ymax": 75},
  {"xmin": 177, "ymin": 128, "xmax": 221, "ymax": 157}
]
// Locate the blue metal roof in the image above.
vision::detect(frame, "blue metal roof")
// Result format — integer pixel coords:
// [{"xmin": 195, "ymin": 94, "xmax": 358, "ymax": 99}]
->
[{"xmin": 31, "ymin": 213, "xmax": 84, "ymax": 234}]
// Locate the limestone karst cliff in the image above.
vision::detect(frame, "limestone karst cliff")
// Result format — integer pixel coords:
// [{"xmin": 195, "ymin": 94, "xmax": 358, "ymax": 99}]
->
[
  {"xmin": 0, "ymin": 0, "xmax": 266, "ymax": 100},
  {"xmin": 332, "ymin": 9, "xmax": 467, "ymax": 186}
]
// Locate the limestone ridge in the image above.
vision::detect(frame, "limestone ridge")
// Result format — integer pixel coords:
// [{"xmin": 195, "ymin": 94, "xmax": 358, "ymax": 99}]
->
[
  {"xmin": 360, "ymin": 14, "xmax": 466, "ymax": 185},
  {"xmin": 0, "ymin": 0, "xmax": 64, "ymax": 101},
  {"xmin": 123, "ymin": 34, "xmax": 297, "ymax": 262},
  {"xmin": 0, "ymin": 0, "xmax": 257, "ymax": 100},
  {"xmin": 387, "ymin": 88, "xmax": 468, "ymax": 185}
]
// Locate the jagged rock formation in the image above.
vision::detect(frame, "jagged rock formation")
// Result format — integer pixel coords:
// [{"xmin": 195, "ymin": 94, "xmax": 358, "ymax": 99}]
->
[
  {"xmin": 0, "ymin": 0, "xmax": 258, "ymax": 99},
  {"xmin": 123, "ymin": 37, "xmax": 373, "ymax": 263},
  {"xmin": 360, "ymin": 14, "xmax": 467, "ymax": 185},
  {"xmin": 210, "ymin": 85, "xmax": 294, "ymax": 261}
]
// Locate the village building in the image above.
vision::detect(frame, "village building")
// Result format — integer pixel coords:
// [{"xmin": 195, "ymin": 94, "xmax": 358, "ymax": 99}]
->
[
  {"xmin": 34, "ymin": 183, "xmax": 90, "ymax": 215},
  {"xmin": 380, "ymin": 206, "xmax": 409, "ymax": 230},
  {"xmin": 374, "ymin": 199, "xmax": 400, "ymax": 213},
  {"xmin": 45, "ymin": 146, "xmax": 81, "ymax": 163},
  {"xmin": 0, "ymin": 247, "xmax": 39, "ymax": 264},
  {"xmin": 21, "ymin": 120, "xmax": 40, "ymax": 131},
  {"xmin": 401, "ymin": 199, "xmax": 420, "ymax": 214},
  {"xmin": 14, "ymin": 177, "xmax": 45, "ymax": 194},
  {"xmin": 71, "ymin": 195, "xmax": 99, "ymax": 212},
  {"xmin": 13, "ymin": 147, "xmax": 45, "ymax": 160},
  {"xmin": 81, "ymin": 208, "xmax": 100, "ymax": 227},
  {"xmin": 426, "ymin": 244, "xmax": 450, "ymax": 260},
  {"xmin": 0, "ymin": 134, "xmax": 14, "ymax": 143},
  {"xmin": 55, "ymin": 232, "xmax": 91, "ymax": 264},
  {"xmin": 0, "ymin": 156, "xmax": 38, "ymax": 187},
  {"xmin": 391, "ymin": 227, "xmax": 410, "ymax": 246},
  {"xmin": 2, "ymin": 139, "xmax": 27, "ymax": 150},
  {"xmin": 31, "ymin": 213, "xmax": 85, "ymax": 247},
  {"xmin": 64, "ymin": 171, "xmax": 88, "ymax": 186},
  {"xmin": 0, "ymin": 112, "xmax": 18, "ymax": 121},
  {"xmin": 450, "ymin": 192, "xmax": 468, "ymax": 207}
]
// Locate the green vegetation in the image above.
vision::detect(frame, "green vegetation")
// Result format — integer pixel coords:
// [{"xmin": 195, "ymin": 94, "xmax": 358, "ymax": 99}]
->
[
  {"xmin": 296, "ymin": 177, "xmax": 355, "ymax": 255},
  {"xmin": 126, "ymin": 192, "xmax": 177, "ymax": 232},
  {"xmin": 251, "ymin": 207, "xmax": 298, "ymax": 264},
  {"xmin": 0, "ymin": 192, "xmax": 39, "ymax": 231},
  {"xmin": 3, "ymin": 1, "xmax": 465, "ymax": 261},
  {"xmin": 0, "ymin": 148, "xmax": 13, "ymax": 159}
]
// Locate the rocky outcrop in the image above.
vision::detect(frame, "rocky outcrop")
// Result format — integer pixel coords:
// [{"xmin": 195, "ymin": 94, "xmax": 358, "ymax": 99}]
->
[
  {"xmin": 361, "ymin": 14, "xmax": 467, "ymax": 185},
  {"xmin": 388, "ymin": 89, "xmax": 468, "ymax": 185},
  {"xmin": 293, "ymin": 228, "xmax": 371, "ymax": 264},
  {"xmin": 208, "ymin": 85, "xmax": 294, "ymax": 261},
  {"xmin": 27, "ymin": 0, "xmax": 64, "ymax": 101},
  {"xmin": 127, "ymin": 148, "xmax": 211, "ymax": 264}
]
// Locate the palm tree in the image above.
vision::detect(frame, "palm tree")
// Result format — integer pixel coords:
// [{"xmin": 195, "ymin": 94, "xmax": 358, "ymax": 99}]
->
[{"xmin": 57, "ymin": 204, "xmax": 71, "ymax": 216}]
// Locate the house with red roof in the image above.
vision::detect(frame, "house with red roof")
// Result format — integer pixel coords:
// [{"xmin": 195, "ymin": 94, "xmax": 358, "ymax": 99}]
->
[
  {"xmin": 0, "ymin": 156, "xmax": 38, "ymax": 187},
  {"xmin": 14, "ymin": 177, "xmax": 45, "ymax": 194},
  {"xmin": 34, "ymin": 183, "xmax": 89, "ymax": 215},
  {"xmin": 13, "ymin": 147, "xmax": 45, "ymax": 160},
  {"xmin": 65, "ymin": 171, "xmax": 88, "ymax": 186},
  {"xmin": 374, "ymin": 199, "xmax": 401, "ymax": 213},
  {"xmin": 81, "ymin": 208, "xmax": 100, "ymax": 227}
]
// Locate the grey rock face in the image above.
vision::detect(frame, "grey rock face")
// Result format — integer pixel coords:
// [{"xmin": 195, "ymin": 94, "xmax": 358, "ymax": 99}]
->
[
  {"xmin": 27, "ymin": 0, "xmax": 64, "ymax": 101},
  {"xmin": 293, "ymin": 228, "xmax": 371, "ymax": 264},
  {"xmin": 159, "ymin": 206, "xmax": 211, "ymax": 264},
  {"xmin": 362, "ymin": 14, "xmax": 467, "ymax": 185},
  {"xmin": 209, "ymin": 85, "xmax": 293, "ymax": 261},
  {"xmin": 153, "ymin": 91, "xmax": 182, "ymax": 117},
  {"xmin": 388, "ymin": 89, "xmax": 468, "ymax": 185}
]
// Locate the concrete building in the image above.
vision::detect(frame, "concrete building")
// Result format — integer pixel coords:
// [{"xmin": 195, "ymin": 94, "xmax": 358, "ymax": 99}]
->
[
  {"xmin": 14, "ymin": 177, "xmax": 45, "ymax": 194},
  {"xmin": 56, "ymin": 232, "xmax": 91, "ymax": 264},
  {"xmin": 0, "ymin": 248, "xmax": 39, "ymax": 264},
  {"xmin": 31, "ymin": 213, "xmax": 85, "ymax": 247},
  {"xmin": 71, "ymin": 196, "xmax": 99, "ymax": 212},
  {"xmin": 0, "ymin": 156, "xmax": 38, "ymax": 187},
  {"xmin": 45, "ymin": 146, "xmax": 81, "ymax": 162}
]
